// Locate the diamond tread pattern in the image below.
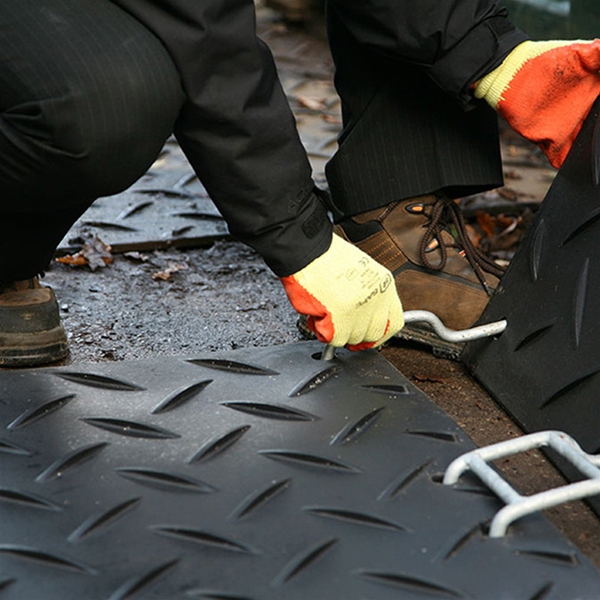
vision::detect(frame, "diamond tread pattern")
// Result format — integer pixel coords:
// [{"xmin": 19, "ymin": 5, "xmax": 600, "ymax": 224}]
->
[
  {"xmin": 57, "ymin": 139, "xmax": 229, "ymax": 256},
  {"xmin": 1, "ymin": 342, "xmax": 599, "ymax": 599},
  {"xmin": 464, "ymin": 97, "xmax": 600, "ymax": 461}
]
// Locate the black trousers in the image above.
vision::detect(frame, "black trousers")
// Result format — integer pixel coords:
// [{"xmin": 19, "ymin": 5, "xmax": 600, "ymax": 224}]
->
[
  {"xmin": 0, "ymin": 0, "xmax": 328, "ymax": 281},
  {"xmin": 0, "ymin": 0, "xmax": 184, "ymax": 281}
]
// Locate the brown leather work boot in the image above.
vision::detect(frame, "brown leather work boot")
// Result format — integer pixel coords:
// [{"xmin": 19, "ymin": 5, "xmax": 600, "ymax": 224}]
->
[
  {"xmin": 0, "ymin": 278, "xmax": 69, "ymax": 368},
  {"xmin": 333, "ymin": 194, "xmax": 505, "ymax": 357}
]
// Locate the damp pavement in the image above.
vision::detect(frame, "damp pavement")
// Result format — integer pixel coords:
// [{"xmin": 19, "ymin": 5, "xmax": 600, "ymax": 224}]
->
[{"xmin": 29, "ymin": 2, "xmax": 600, "ymax": 566}]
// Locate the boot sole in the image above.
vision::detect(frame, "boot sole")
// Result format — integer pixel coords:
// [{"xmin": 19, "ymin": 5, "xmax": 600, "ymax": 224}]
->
[
  {"xmin": 395, "ymin": 323, "xmax": 462, "ymax": 361},
  {"xmin": 0, "ymin": 326, "xmax": 70, "ymax": 368}
]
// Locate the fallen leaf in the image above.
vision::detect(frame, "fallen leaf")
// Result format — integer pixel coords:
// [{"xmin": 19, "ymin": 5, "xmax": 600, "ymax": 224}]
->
[
  {"xmin": 476, "ymin": 211, "xmax": 497, "ymax": 238},
  {"xmin": 322, "ymin": 114, "xmax": 342, "ymax": 125},
  {"xmin": 124, "ymin": 251, "xmax": 150, "ymax": 262},
  {"xmin": 465, "ymin": 223, "xmax": 481, "ymax": 248},
  {"xmin": 297, "ymin": 95, "xmax": 326, "ymax": 111},
  {"xmin": 503, "ymin": 169, "xmax": 523, "ymax": 180},
  {"xmin": 56, "ymin": 234, "xmax": 112, "ymax": 271},
  {"xmin": 152, "ymin": 262, "xmax": 188, "ymax": 281},
  {"xmin": 56, "ymin": 254, "xmax": 88, "ymax": 267}
]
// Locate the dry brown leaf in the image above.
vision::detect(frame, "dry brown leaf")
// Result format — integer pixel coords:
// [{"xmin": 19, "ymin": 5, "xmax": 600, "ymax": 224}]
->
[
  {"xmin": 503, "ymin": 169, "xmax": 523, "ymax": 180},
  {"xmin": 152, "ymin": 262, "xmax": 187, "ymax": 281},
  {"xmin": 322, "ymin": 114, "xmax": 342, "ymax": 125},
  {"xmin": 465, "ymin": 223, "xmax": 482, "ymax": 248},
  {"xmin": 56, "ymin": 234, "xmax": 112, "ymax": 271},
  {"xmin": 476, "ymin": 210, "xmax": 497, "ymax": 238},
  {"xmin": 297, "ymin": 95, "xmax": 326, "ymax": 111},
  {"xmin": 56, "ymin": 254, "xmax": 88, "ymax": 267}
]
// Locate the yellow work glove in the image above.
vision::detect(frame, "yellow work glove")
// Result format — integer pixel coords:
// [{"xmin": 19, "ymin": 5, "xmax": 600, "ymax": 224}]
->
[
  {"xmin": 280, "ymin": 234, "xmax": 404, "ymax": 350},
  {"xmin": 475, "ymin": 39, "xmax": 600, "ymax": 169}
]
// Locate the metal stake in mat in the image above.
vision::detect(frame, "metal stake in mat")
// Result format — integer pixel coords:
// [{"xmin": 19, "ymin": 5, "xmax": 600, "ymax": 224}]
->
[{"xmin": 320, "ymin": 310, "xmax": 507, "ymax": 361}]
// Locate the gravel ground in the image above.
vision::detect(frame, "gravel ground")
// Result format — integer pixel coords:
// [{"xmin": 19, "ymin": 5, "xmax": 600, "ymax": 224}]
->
[{"xmin": 46, "ymin": 241, "xmax": 302, "ymax": 362}]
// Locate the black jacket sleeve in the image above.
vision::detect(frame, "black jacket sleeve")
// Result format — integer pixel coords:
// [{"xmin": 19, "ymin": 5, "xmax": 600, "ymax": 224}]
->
[
  {"xmin": 110, "ymin": 0, "xmax": 332, "ymax": 276},
  {"xmin": 326, "ymin": 0, "xmax": 527, "ymax": 106}
]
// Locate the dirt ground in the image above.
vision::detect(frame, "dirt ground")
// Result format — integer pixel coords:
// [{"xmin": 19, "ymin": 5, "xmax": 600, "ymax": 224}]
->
[{"xmin": 26, "ymin": 2, "xmax": 600, "ymax": 567}]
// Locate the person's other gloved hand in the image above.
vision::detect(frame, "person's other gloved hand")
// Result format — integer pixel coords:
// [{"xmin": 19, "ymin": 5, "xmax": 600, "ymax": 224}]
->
[
  {"xmin": 280, "ymin": 234, "xmax": 404, "ymax": 350},
  {"xmin": 475, "ymin": 39, "xmax": 600, "ymax": 169}
]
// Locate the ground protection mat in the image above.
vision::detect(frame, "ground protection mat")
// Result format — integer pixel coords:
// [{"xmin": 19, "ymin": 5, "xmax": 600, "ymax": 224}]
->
[
  {"xmin": 463, "ymin": 96, "xmax": 600, "ymax": 460},
  {"xmin": 1, "ymin": 341, "xmax": 599, "ymax": 600},
  {"xmin": 57, "ymin": 139, "xmax": 229, "ymax": 256}
]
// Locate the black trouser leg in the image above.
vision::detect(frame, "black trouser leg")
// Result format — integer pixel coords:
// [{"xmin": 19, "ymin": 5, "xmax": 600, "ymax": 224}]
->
[
  {"xmin": 324, "ymin": 1, "xmax": 529, "ymax": 220},
  {"xmin": 0, "ymin": 0, "xmax": 184, "ymax": 281},
  {"xmin": 0, "ymin": 206, "xmax": 96, "ymax": 284}
]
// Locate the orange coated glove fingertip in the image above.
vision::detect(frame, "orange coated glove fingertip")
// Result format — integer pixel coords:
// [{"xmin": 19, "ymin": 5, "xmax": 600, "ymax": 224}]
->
[
  {"xmin": 346, "ymin": 341, "xmax": 378, "ymax": 352},
  {"xmin": 306, "ymin": 316, "xmax": 330, "ymax": 344}
]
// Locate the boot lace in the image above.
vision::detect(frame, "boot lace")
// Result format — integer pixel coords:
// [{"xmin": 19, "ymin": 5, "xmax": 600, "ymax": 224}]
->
[{"xmin": 418, "ymin": 195, "xmax": 506, "ymax": 296}]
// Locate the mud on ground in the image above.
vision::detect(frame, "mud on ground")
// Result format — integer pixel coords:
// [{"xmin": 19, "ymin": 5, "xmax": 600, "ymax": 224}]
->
[{"xmin": 32, "ymin": 2, "xmax": 600, "ymax": 567}]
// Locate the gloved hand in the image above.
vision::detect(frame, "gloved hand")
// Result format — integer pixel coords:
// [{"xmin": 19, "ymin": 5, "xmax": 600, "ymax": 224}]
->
[
  {"xmin": 280, "ymin": 234, "xmax": 404, "ymax": 349},
  {"xmin": 475, "ymin": 39, "xmax": 600, "ymax": 169}
]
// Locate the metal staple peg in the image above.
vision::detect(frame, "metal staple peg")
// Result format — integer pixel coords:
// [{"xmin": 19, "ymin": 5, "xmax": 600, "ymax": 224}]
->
[
  {"xmin": 320, "ymin": 344, "xmax": 337, "ymax": 361},
  {"xmin": 320, "ymin": 310, "xmax": 507, "ymax": 360},
  {"xmin": 444, "ymin": 430, "xmax": 600, "ymax": 537}
]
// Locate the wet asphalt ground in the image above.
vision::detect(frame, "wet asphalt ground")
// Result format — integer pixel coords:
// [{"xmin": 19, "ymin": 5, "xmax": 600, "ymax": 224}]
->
[{"xmin": 34, "ymin": 2, "xmax": 600, "ymax": 566}]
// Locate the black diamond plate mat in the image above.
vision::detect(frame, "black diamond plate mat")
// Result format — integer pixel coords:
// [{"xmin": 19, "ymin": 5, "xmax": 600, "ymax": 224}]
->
[
  {"xmin": 463, "ymin": 97, "xmax": 600, "ymax": 468},
  {"xmin": 57, "ymin": 140, "xmax": 230, "ymax": 255},
  {"xmin": 1, "ymin": 342, "xmax": 599, "ymax": 599}
]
